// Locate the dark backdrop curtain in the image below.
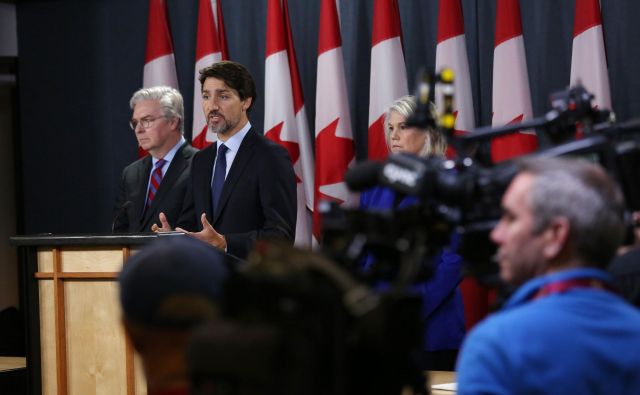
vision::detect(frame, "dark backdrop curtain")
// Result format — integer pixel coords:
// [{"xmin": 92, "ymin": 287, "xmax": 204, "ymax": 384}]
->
[{"xmin": 15, "ymin": 0, "xmax": 640, "ymax": 234}]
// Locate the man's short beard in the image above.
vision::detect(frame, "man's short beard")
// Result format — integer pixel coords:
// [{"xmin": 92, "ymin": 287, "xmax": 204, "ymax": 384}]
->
[{"xmin": 209, "ymin": 121, "xmax": 231, "ymax": 135}]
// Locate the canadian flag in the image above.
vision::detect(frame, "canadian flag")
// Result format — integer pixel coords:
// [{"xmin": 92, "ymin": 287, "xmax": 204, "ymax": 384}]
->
[
  {"xmin": 143, "ymin": 0, "xmax": 178, "ymax": 89},
  {"xmin": 435, "ymin": 0, "xmax": 475, "ymax": 137},
  {"xmin": 491, "ymin": 0, "xmax": 538, "ymax": 163},
  {"xmin": 570, "ymin": 0, "xmax": 611, "ymax": 110},
  {"xmin": 264, "ymin": 0, "xmax": 315, "ymax": 247},
  {"xmin": 192, "ymin": 0, "xmax": 228, "ymax": 149},
  {"xmin": 314, "ymin": 0, "xmax": 357, "ymax": 241},
  {"xmin": 367, "ymin": 0, "xmax": 408, "ymax": 161},
  {"xmin": 436, "ymin": 0, "xmax": 485, "ymax": 330},
  {"xmin": 142, "ymin": 0, "xmax": 179, "ymax": 157}
]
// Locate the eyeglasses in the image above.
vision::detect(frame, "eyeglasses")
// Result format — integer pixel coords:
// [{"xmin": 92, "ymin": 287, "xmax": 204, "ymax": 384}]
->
[{"xmin": 129, "ymin": 116, "xmax": 165, "ymax": 130}]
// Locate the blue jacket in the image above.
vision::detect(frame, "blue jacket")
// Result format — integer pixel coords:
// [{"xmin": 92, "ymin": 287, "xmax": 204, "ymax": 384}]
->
[
  {"xmin": 360, "ymin": 186, "xmax": 466, "ymax": 351},
  {"xmin": 457, "ymin": 268, "xmax": 640, "ymax": 394}
]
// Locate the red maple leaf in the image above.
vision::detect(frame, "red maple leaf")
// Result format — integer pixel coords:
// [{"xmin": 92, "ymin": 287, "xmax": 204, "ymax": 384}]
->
[
  {"xmin": 192, "ymin": 125, "xmax": 213, "ymax": 149},
  {"xmin": 266, "ymin": 121, "xmax": 301, "ymax": 183},
  {"xmin": 491, "ymin": 114, "xmax": 538, "ymax": 163},
  {"xmin": 313, "ymin": 117, "xmax": 355, "ymax": 239},
  {"xmin": 315, "ymin": 118, "xmax": 355, "ymax": 189}
]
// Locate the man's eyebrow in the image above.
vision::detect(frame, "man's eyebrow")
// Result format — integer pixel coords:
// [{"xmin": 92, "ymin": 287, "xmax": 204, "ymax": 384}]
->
[
  {"xmin": 131, "ymin": 114, "xmax": 153, "ymax": 120},
  {"xmin": 202, "ymin": 88, "xmax": 230, "ymax": 94}
]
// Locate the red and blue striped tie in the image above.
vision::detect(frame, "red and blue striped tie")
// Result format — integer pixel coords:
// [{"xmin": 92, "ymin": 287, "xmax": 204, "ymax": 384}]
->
[{"xmin": 146, "ymin": 158, "xmax": 166, "ymax": 209}]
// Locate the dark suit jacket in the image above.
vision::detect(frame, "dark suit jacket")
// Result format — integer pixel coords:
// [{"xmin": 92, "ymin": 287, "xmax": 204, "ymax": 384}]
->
[
  {"xmin": 113, "ymin": 142, "xmax": 198, "ymax": 232},
  {"xmin": 177, "ymin": 129, "xmax": 297, "ymax": 259}
]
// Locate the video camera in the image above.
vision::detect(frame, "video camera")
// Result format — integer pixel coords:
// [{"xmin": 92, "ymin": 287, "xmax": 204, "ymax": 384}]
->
[{"xmin": 336, "ymin": 75, "xmax": 640, "ymax": 282}]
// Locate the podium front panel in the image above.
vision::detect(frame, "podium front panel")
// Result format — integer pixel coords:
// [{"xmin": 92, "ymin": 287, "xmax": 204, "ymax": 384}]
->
[{"xmin": 31, "ymin": 242, "xmax": 147, "ymax": 395}]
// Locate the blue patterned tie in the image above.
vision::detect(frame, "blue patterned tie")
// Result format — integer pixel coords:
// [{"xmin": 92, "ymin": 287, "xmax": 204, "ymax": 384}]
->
[
  {"xmin": 211, "ymin": 144, "xmax": 228, "ymax": 214},
  {"xmin": 146, "ymin": 158, "xmax": 166, "ymax": 209}
]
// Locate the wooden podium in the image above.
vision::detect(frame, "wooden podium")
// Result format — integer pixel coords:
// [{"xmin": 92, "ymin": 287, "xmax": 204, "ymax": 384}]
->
[{"xmin": 11, "ymin": 234, "xmax": 159, "ymax": 395}]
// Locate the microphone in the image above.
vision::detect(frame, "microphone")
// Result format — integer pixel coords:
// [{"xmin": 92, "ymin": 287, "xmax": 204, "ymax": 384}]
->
[
  {"xmin": 112, "ymin": 201, "xmax": 133, "ymax": 233},
  {"xmin": 345, "ymin": 154, "xmax": 434, "ymax": 197},
  {"xmin": 344, "ymin": 161, "xmax": 384, "ymax": 192}
]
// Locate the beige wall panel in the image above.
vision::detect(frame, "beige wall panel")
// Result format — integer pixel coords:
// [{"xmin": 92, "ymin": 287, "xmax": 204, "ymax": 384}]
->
[
  {"xmin": 38, "ymin": 279, "xmax": 56, "ymax": 395},
  {"xmin": 60, "ymin": 247, "xmax": 124, "ymax": 273},
  {"xmin": 65, "ymin": 281, "xmax": 127, "ymax": 395},
  {"xmin": 134, "ymin": 353, "xmax": 147, "ymax": 395},
  {"xmin": 37, "ymin": 249, "xmax": 54, "ymax": 273}
]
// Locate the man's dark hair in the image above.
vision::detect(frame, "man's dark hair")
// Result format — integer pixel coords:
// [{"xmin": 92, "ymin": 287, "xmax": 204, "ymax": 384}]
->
[{"xmin": 199, "ymin": 60, "xmax": 257, "ymax": 113}]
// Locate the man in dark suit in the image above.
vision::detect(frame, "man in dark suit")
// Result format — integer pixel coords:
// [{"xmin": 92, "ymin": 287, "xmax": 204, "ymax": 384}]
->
[
  {"xmin": 156, "ymin": 61, "xmax": 296, "ymax": 259},
  {"xmin": 113, "ymin": 86, "xmax": 197, "ymax": 233}
]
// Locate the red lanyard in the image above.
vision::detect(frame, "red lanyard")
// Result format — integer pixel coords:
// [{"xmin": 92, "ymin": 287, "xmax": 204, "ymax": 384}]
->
[{"xmin": 533, "ymin": 278, "xmax": 616, "ymax": 300}]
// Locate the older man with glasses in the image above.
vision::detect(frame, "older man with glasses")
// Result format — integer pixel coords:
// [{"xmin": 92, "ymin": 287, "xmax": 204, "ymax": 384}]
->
[{"xmin": 112, "ymin": 86, "xmax": 198, "ymax": 233}]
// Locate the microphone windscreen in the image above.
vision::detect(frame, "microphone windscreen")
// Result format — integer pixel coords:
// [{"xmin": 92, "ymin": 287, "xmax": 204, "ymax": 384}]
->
[{"xmin": 344, "ymin": 161, "xmax": 384, "ymax": 191}]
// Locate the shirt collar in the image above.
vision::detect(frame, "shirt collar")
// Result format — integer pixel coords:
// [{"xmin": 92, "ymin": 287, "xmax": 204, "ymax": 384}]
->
[
  {"xmin": 504, "ymin": 267, "xmax": 613, "ymax": 309},
  {"xmin": 218, "ymin": 121, "xmax": 251, "ymax": 153},
  {"xmin": 152, "ymin": 136, "xmax": 186, "ymax": 166}
]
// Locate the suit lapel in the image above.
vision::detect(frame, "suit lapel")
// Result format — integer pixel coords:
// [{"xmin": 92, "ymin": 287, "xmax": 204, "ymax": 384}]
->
[
  {"xmin": 140, "ymin": 143, "xmax": 189, "ymax": 229},
  {"xmin": 213, "ymin": 130, "xmax": 257, "ymax": 222},
  {"xmin": 198, "ymin": 144, "xmax": 217, "ymax": 222},
  {"xmin": 133, "ymin": 156, "xmax": 152, "ymax": 228}
]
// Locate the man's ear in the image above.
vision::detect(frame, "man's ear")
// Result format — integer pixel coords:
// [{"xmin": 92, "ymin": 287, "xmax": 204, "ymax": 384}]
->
[
  {"xmin": 169, "ymin": 116, "xmax": 181, "ymax": 131},
  {"xmin": 242, "ymin": 97, "xmax": 253, "ymax": 112},
  {"xmin": 542, "ymin": 217, "xmax": 570, "ymax": 260}
]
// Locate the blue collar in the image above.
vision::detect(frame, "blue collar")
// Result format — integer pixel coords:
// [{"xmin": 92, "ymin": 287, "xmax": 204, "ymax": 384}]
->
[
  {"xmin": 152, "ymin": 136, "xmax": 186, "ymax": 165},
  {"xmin": 218, "ymin": 121, "xmax": 251, "ymax": 153}
]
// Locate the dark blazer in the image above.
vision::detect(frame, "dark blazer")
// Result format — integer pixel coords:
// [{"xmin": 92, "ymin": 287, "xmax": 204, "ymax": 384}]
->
[
  {"xmin": 177, "ymin": 129, "xmax": 297, "ymax": 259},
  {"xmin": 113, "ymin": 142, "xmax": 198, "ymax": 233}
]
